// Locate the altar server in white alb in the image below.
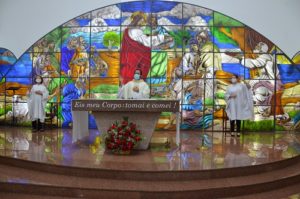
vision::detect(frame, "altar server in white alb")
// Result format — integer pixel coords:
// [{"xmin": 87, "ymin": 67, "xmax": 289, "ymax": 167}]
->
[
  {"xmin": 225, "ymin": 75, "xmax": 254, "ymax": 137},
  {"xmin": 119, "ymin": 69, "xmax": 150, "ymax": 99},
  {"xmin": 27, "ymin": 75, "xmax": 49, "ymax": 132}
]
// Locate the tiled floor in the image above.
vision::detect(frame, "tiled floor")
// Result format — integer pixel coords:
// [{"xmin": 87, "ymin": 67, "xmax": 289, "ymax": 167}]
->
[{"xmin": 0, "ymin": 127, "xmax": 299, "ymax": 171}]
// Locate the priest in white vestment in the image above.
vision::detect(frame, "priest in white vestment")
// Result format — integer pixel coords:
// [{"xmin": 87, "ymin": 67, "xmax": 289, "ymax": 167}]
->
[
  {"xmin": 118, "ymin": 69, "xmax": 150, "ymax": 99},
  {"xmin": 27, "ymin": 75, "xmax": 49, "ymax": 132},
  {"xmin": 225, "ymin": 75, "xmax": 253, "ymax": 136}
]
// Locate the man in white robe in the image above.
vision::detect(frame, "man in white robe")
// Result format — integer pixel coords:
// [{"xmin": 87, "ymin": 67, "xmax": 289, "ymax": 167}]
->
[
  {"xmin": 225, "ymin": 75, "xmax": 253, "ymax": 136},
  {"xmin": 119, "ymin": 69, "xmax": 150, "ymax": 99},
  {"xmin": 27, "ymin": 75, "xmax": 49, "ymax": 132}
]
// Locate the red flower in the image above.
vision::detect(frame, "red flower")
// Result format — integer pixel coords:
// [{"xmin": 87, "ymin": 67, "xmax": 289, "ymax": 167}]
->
[
  {"xmin": 127, "ymin": 141, "xmax": 134, "ymax": 148},
  {"xmin": 107, "ymin": 143, "xmax": 113, "ymax": 149},
  {"xmin": 122, "ymin": 121, "xmax": 128, "ymax": 126},
  {"xmin": 105, "ymin": 117, "xmax": 142, "ymax": 154}
]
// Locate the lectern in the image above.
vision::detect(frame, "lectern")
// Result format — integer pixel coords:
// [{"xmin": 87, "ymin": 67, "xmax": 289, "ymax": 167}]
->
[{"xmin": 71, "ymin": 99, "xmax": 180, "ymax": 149}]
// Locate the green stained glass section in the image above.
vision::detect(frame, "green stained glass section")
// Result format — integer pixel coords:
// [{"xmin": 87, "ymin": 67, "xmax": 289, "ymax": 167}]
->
[
  {"xmin": 212, "ymin": 12, "xmax": 244, "ymax": 27},
  {"xmin": 212, "ymin": 27, "xmax": 239, "ymax": 47}
]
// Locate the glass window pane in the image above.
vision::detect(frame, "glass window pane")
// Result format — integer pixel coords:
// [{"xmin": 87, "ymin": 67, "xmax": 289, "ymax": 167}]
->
[
  {"xmin": 90, "ymin": 77, "xmax": 119, "ymax": 99},
  {"xmin": 63, "ymin": 13, "xmax": 91, "ymax": 27},
  {"xmin": 245, "ymin": 28, "xmax": 275, "ymax": 54},
  {"xmin": 32, "ymin": 52, "xmax": 60, "ymax": 77},
  {"xmin": 183, "ymin": 5, "xmax": 212, "ymax": 26},
  {"xmin": 31, "ymin": 28, "xmax": 61, "ymax": 53},
  {"xmin": 6, "ymin": 53, "xmax": 32, "ymax": 78},
  {"xmin": 91, "ymin": 27, "xmax": 121, "ymax": 51},
  {"xmin": 214, "ymin": 12, "xmax": 244, "ymax": 27}
]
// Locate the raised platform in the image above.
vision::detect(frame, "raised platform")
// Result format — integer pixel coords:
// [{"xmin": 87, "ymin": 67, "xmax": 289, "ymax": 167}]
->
[{"xmin": 0, "ymin": 127, "xmax": 300, "ymax": 198}]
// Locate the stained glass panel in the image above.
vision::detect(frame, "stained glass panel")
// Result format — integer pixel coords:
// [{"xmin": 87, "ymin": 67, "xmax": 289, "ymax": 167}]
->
[
  {"xmin": 6, "ymin": 53, "xmax": 32, "ymax": 78},
  {"xmin": 183, "ymin": 4, "xmax": 212, "ymax": 26},
  {"xmin": 63, "ymin": 13, "xmax": 91, "ymax": 27},
  {"xmin": 245, "ymin": 27, "xmax": 275, "ymax": 54},
  {"xmin": 1, "ymin": 1, "xmax": 298, "ymax": 131},
  {"xmin": 31, "ymin": 29, "xmax": 62, "ymax": 53}
]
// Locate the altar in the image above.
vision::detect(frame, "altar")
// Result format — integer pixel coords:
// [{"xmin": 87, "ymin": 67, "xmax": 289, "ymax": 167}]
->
[{"xmin": 71, "ymin": 99, "xmax": 180, "ymax": 149}]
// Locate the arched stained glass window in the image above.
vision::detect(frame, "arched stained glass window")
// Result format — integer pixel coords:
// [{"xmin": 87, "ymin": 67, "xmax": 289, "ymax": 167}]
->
[{"xmin": 0, "ymin": 1, "xmax": 299, "ymax": 131}]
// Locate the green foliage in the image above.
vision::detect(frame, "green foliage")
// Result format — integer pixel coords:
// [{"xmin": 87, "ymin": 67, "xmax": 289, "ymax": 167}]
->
[
  {"xmin": 0, "ymin": 78, "xmax": 5, "ymax": 84},
  {"xmin": 0, "ymin": 104, "xmax": 12, "ymax": 116},
  {"xmin": 91, "ymin": 84, "xmax": 119, "ymax": 94},
  {"xmin": 168, "ymin": 30, "xmax": 191, "ymax": 50},
  {"xmin": 47, "ymin": 78, "xmax": 60, "ymax": 95},
  {"xmin": 208, "ymin": 13, "xmax": 241, "ymax": 47},
  {"xmin": 242, "ymin": 120, "xmax": 285, "ymax": 131},
  {"xmin": 275, "ymin": 124, "xmax": 285, "ymax": 131},
  {"xmin": 288, "ymin": 110, "xmax": 300, "ymax": 119},
  {"xmin": 204, "ymin": 98, "xmax": 214, "ymax": 106},
  {"xmin": 103, "ymin": 32, "xmax": 120, "ymax": 49},
  {"xmin": 58, "ymin": 105, "xmax": 63, "ymax": 121},
  {"xmin": 61, "ymin": 28, "xmax": 71, "ymax": 44},
  {"xmin": 0, "ymin": 107, "xmax": 5, "ymax": 116},
  {"xmin": 45, "ymin": 28, "xmax": 62, "ymax": 51},
  {"xmin": 50, "ymin": 56, "xmax": 60, "ymax": 71},
  {"xmin": 60, "ymin": 76, "xmax": 74, "ymax": 88},
  {"xmin": 211, "ymin": 27, "xmax": 238, "ymax": 46},
  {"xmin": 212, "ymin": 12, "xmax": 244, "ymax": 27},
  {"xmin": 215, "ymin": 92, "xmax": 225, "ymax": 99}
]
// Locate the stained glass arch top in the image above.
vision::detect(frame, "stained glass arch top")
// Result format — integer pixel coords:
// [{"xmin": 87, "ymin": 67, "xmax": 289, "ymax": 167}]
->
[{"xmin": 1, "ymin": 1, "xmax": 299, "ymax": 131}]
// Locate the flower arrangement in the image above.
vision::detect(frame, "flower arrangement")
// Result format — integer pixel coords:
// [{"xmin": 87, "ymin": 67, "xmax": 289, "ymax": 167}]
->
[{"xmin": 105, "ymin": 117, "xmax": 142, "ymax": 154}]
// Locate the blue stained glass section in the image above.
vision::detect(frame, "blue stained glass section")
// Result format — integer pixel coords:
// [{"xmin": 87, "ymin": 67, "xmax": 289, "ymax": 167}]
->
[
  {"xmin": 76, "ymin": 19, "xmax": 91, "ymax": 26},
  {"xmin": 146, "ymin": 77, "xmax": 166, "ymax": 84},
  {"xmin": 120, "ymin": 1, "xmax": 152, "ymax": 13},
  {"xmin": 6, "ymin": 53, "xmax": 32, "ymax": 78},
  {"xmin": 91, "ymin": 32, "xmax": 106, "ymax": 49},
  {"xmin": 0, "ymin": 49, "xmax": 6, "ymax": 53},
  {"xmin": 120, "ymin": 1, "xmax": 179, "ymax": 13},
  {"xmin": 222, "ymin": 63, "xmax": 250, "ymax": 79},
  {"xmin": 151, "ymin": 1, "xmax": 179, "ymax": 12},
  {"xmin": 104, "ymin": 19, "xmax": 121, "ymax": 26},
  {"xmin": 0, "ymin": 64, "xmax": 11, "ymax": 79},
  {"xmin": 6, "ymin": 77, "xmax": 32, "ymax": 85},
  {"xmin": 278, "ymin": 64, "xmax": 300, "ymax": 84},
  {"xmin": 200, "ymin": 15, "xmax": 213, "ymax": 24},
  {"xmin": 163, "ymin": 16, "xmax": 182, "ymax": 25}
]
